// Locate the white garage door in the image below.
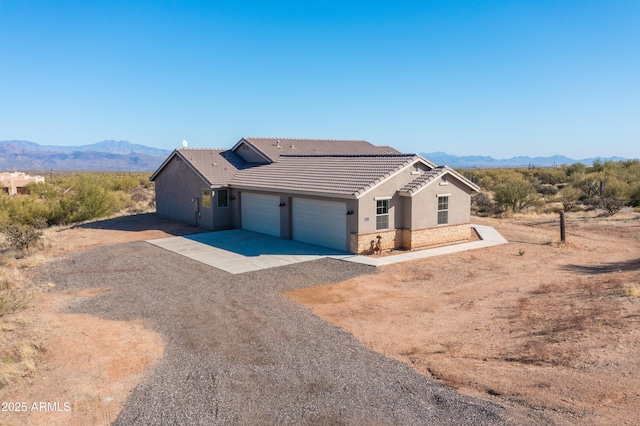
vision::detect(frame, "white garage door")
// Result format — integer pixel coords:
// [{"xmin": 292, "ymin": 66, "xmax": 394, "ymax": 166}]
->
[
  {"xmin": 241, "ymin": 192, "xmax": 281, "ymax": 237},
  {"xmin": 292, "ymin": 198, "xmax": 347, "ymax": 251}
]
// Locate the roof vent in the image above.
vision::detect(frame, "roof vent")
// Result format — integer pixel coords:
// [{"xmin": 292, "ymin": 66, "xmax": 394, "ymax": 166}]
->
[
  {"xmin": 290, "ymin": 144, "xmax": 296, "ymax": 149},
  {"xmin": 276, "ymin": 140, "xmax": 281, "ymax": 148}
]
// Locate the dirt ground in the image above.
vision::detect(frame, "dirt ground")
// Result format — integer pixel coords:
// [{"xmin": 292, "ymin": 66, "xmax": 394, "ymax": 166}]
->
[
  {"xmin": 287, "ymin": 214, "xmax": 640, "ymax": 425},
  {"xmin": 0, "ymin": 214, "xmax": 201, "ymax": 426}
]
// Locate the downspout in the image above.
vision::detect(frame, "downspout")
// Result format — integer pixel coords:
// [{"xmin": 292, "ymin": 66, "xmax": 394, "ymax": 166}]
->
[{"xmin": 191, "ymin": 197, "xmax": 200, "ymax": 226}]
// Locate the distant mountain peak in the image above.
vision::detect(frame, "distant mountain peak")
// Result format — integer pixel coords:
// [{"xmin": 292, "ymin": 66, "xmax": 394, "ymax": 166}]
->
[
  {"xmin": 421, "ymin": 152, "xmax": 631, "ymax": 168},
  {"xmin": 0, "ymin": 140, "xmax": 171, "ymax": 171}
]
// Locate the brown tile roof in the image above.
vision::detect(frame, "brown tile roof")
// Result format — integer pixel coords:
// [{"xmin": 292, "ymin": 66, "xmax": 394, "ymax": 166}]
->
[
  {"xmin": 376, "ymin": 145, "xmax": 402, "ymax": 154},
  {"xmin": 399, "ymin": 166, "xmax": 481, "ymax": 195},
  {"xmin": 239, "ymin": 137, "xmax": 394, "ymax": 162},
  {"xmin": 230, "ymin": 154, "xmax": 420, "ymax": 198},
  {"xmin": 399, "ymin": 168, "xmax": 446, "ymax": 194},
  {"xmin": 151, "ymin": 149, "xmax": 249, "ymax": 186}
]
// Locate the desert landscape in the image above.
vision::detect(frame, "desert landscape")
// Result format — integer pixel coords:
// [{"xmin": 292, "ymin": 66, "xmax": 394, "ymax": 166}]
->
[
  {"xmin": 0, "ymin": 211, "xmax": 638, "ymax": 424},
  {"xmin": 288, "ymin": 213, "xmax": 640, "ymax": 425}
]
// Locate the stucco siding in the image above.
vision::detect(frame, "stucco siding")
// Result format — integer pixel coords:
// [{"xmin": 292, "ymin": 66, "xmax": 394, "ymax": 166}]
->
[
  {"xmin": 154, "ymin": 156, "xmax": 213, "ymax": 228},
  {"xmin": 357, "ymin": 164, "xmax": 429, "ymax": 233},
  {"xmin": 410, "ymin": 175, "xmax": 471, "ymax": 229}
]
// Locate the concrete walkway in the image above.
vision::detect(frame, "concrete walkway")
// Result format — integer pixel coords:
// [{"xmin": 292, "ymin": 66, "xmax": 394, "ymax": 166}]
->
[
  {"xmin": 342, "ymin": 224, "xmax": 508, "ymax": 266},
  {"xmin": 147, "ymin": 225, "xmax": 507, "ymax": 274}
]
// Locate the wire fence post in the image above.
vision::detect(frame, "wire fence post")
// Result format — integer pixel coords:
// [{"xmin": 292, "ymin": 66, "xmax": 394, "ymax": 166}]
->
[{"xmin": 560, "ymin": 211, "xmax": 566, "ymax": 243}]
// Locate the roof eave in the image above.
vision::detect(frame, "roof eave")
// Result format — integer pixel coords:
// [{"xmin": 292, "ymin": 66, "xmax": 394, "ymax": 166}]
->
[
  {"xmin": 355, "ymin": 156, "xmax": 427, "ymax": 199},
  {"xmin": 409, "ymin": 169, "xmax": 480, "ymax": 197},
  {"xmin": 150, "ymin": 149, "xmax": 178, "ymax": 181},
  {"xmin": 150, "ymin": 149, "xmax": 214, "ymax": 186},
  {"xmin": 229, "ymin": 184, "xmax": 357, "ymax": 199}
]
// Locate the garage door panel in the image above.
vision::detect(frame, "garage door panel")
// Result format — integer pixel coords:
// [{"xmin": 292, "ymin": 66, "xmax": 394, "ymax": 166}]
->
[
  {"xmin": 293, "ymin": 198, "xmax": 346, "ymax": 251},
  {"xmin": 241, "ymin": 193, "xmax": 280, "ymax": 237}
]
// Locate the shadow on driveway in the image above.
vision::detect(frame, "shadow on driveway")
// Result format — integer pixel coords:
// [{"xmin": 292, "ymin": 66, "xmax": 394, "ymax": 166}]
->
[{"xmin": 182, "ymin": 229, "xmax": 346, "ymax": 257}]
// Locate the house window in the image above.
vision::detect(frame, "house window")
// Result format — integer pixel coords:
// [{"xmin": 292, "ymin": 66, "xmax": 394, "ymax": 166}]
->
[
  {"xmin": 376, "ymin": 199, "xmax": 390, "ymax": 230},
  {"xmin": 202, "ymin": 189, "xmax": 211, "ymax": 208},
  {"xmin": 217, "ymin": 189, "xmax": 229, "ymax": 208},
  {"xmin": 437, "ymin": 195, "xmax": 449, "ymax": 225}
]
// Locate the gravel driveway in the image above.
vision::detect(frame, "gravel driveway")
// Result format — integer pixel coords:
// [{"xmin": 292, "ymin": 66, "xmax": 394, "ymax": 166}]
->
[{"xmin": 37, "ymin": 241, "xmax": 511, "ymax": 425}]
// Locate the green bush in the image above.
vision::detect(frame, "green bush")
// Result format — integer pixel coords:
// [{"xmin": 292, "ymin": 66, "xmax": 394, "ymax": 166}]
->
[
  {"xmin": 494, "ymin": 178, "xmax": 540, "ymax": 213},
  {"xmin": 68, "ymin": 177, "xmax": 116, "ymax": 222}
]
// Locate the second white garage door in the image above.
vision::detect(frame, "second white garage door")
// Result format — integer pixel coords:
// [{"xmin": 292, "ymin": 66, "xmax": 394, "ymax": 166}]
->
[
  {"xmin": 241, "ymin": 192, "xmax": 281, "ymax": 237},
  {"xmin": 292, "ymin": 198, "xmax": 347, "ymax": 251}
]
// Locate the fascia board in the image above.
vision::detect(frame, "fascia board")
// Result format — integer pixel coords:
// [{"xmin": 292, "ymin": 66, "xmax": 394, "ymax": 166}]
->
[
  {"xmin": 158, "ymin": 150, "xmax": 213, "ymax": 187},
  {"xmin": 229, "ymin": 184, "xmax": 357, "ymax": 200},
  {"xmin": 355, "ymin": 157, "xmax": 426, "ymax": 199},
  {"xmin": 409, "ymin": 170, "xmax": 478, "ymax": 197}
]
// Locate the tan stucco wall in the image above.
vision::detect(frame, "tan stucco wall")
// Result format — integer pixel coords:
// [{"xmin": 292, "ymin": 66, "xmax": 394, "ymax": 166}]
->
[
  {"xmin": 357, "ymin": 162, "xmax": 431, "ymax": 234},
  {"xmin": 408, "ymin": 174, "xmax": 472, "ymax": 229}
]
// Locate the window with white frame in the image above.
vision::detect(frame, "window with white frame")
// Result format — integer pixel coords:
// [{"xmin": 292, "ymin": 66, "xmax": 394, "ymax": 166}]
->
[
  {"xmin": 376, "ymin": 199, "xmax": 390, "ymax": 230},
  {"xmin": 437, "ymin": 195, "xmax": 449, "ymax": 225}
]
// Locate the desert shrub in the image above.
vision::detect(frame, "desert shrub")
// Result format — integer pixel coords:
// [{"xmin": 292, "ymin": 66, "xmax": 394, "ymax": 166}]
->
[
  {"xmin": 105, "ymin": 174, "xmax": 140, "ymax": 193},
  {"xmin": 67, "ymin": 177, "xmax": 116, "ymax": 222},
  {"xmin": 494, "ymin": 178, "xmax": 540, "ymax": 213},
  {"xmin": 629, "ymin": 184, "xmax": 640, "ymax": 207},
  {"xmin": 0, "ymin": 288, "xmax": 30, "ymax": 318},
  {"xmin": 560, "ymin": 186, "xmax": 583, "ymax": 212},
  {"xmin": 533, "ymin": 168, "xmax": 567, "ymax": 185},
  {"xmin": 472, "ymin": 192, "xmax": 499, "ymax": 216},
  {"xmin": 112, "ymin": 190, "xmax": 135, "ymax": 211},
  {"xmin": 599, "ymin": 197, "xmax": 625, "ymax": 216},
  {"xmin": 130, "ymin": 186, "xmax": 149, "ymax": 203},
  {"xmin": 3, "ymin": 225, "xmax": 43, "ymax": 252},
  {"xmin": 534, "ymin": 184, "xmax": 558, "ymax": 197}
]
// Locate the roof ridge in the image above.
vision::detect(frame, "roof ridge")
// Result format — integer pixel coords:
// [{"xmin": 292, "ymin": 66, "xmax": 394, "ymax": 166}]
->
[
  {"xmin": 178, "ymin": 148, "xmax": 228, "ymax": 151},
  {"xmin": 279, "ymin": 154, "xmax": 417, "ymax": 158},
  {"xmin": 243, "ymin": 136, "xmax": 369, "ymax": 142}
]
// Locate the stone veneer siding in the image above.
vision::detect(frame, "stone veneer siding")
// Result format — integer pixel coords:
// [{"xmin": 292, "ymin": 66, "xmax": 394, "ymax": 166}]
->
[
  {"xmin": 350, "ymin": 224, "xmax": 471, "ymax": 254},
  {"xmin": 402, "ymin": 223, "xmax": 471, "ymax": 250}
]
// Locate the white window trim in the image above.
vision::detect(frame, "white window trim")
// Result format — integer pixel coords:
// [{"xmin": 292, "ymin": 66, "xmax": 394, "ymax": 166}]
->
[
  {"xmin": 375, "ymin": 198, "xmax": 390, "ymax": 230},
  {"xmin": 437, "ymin": 195, "xmax": 449, "ymax": 225}
]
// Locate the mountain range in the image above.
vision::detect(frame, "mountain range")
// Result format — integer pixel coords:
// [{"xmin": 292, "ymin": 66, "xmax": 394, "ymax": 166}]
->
[
  {"xmin": 0, "ymin": 140, "xmax": 632, "ymax": 172},
  {"xmin": 421, "ymin": 151, "xmax": 630, "ymax": 169},
  {"xmin": 0, "ymin": 140, "xmax": 172, "ymax": 172}
]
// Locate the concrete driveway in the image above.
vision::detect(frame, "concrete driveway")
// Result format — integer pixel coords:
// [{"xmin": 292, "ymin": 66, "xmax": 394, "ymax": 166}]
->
[
  {"xmin": 147, "ymin": 229, "xmax": 351, "ymax": 274},
  {"xmin": 148, "ymin": 225, "xmax": 508, "ymax": 274}
]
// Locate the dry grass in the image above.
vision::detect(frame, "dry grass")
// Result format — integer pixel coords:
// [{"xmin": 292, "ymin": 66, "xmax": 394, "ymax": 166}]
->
[
  {"xmin": 506, "ymin": 275, "xmax": 628, "ymax": 366},
  {"xmin": 0, "ymin": 246, "xmax": 46, "ymax": 388},
  {"xmin": 624, "ymin": 283, "xmax": 640, "ymax": 299}
]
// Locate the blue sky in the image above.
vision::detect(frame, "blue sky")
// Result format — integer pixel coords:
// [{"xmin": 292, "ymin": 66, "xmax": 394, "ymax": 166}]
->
[{"xmin": 1, "ymin": 1, "xmax": 638, "ymax": 158}]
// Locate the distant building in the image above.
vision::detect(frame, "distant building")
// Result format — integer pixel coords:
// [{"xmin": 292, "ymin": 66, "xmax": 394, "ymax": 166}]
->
[{"xmin": 0, "ymin": 172, "xmax": 45, "ymax": 195}]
